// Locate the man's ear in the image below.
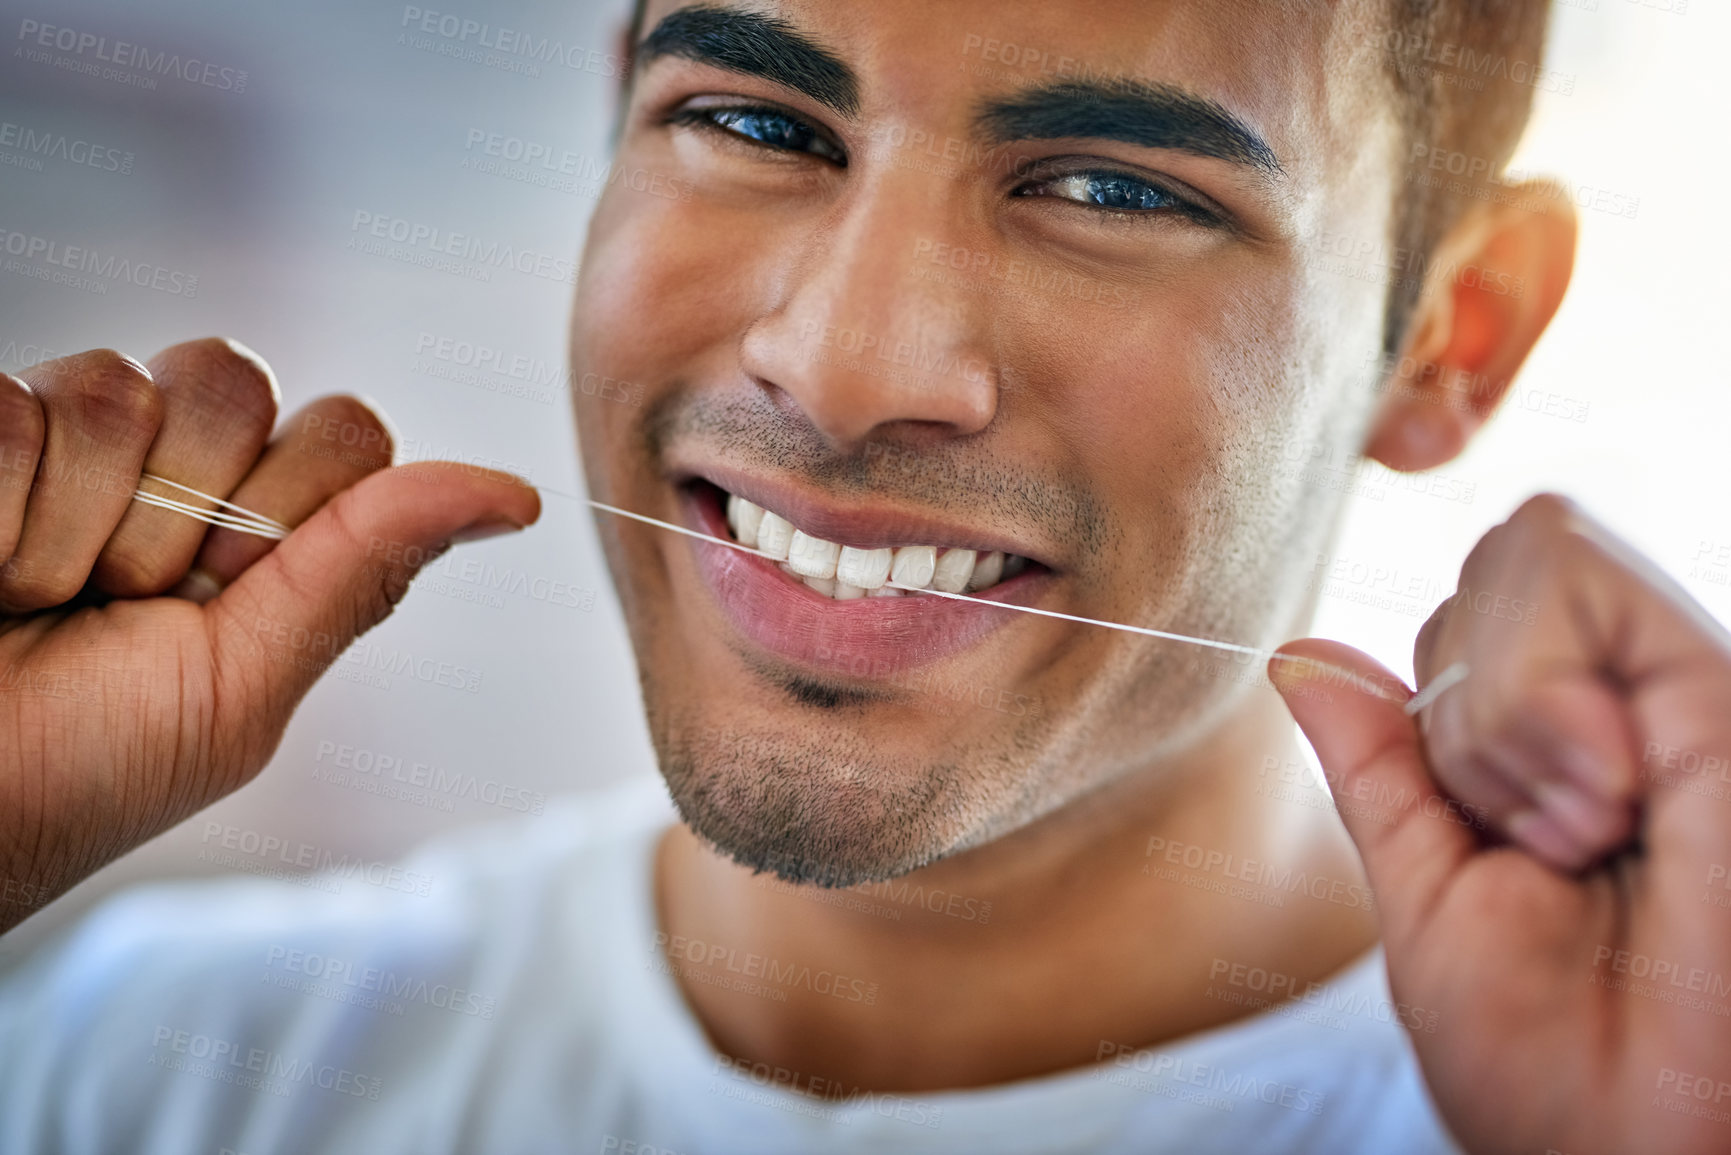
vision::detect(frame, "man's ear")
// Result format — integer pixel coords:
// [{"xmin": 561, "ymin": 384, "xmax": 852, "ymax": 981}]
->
[{"xmin": 1364, "ymin": 179, "xmax": 1578, "ymax": 473}]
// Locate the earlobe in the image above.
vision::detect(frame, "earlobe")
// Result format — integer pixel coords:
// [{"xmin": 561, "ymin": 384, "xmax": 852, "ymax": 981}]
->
[{"xmin": 1365, "ymin": 180, "xmax": 1579, "ymax": 473}]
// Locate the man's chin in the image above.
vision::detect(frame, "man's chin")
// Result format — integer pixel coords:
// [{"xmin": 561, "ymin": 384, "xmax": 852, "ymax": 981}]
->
[{"xmin": 657, "ymin": 725, "xmax": 984, "ymax": 889}]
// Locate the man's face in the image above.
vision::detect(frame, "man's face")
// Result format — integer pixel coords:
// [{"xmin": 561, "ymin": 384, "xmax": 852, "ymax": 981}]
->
[{"xmin": 571, "ymin": 0, "xmax": 1402, "ymax": 885}]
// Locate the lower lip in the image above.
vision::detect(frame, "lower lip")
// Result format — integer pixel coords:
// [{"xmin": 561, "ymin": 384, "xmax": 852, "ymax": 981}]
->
[{"xmin": 679, "ymin": 485, "xmax": 1050, "ymax": 676}]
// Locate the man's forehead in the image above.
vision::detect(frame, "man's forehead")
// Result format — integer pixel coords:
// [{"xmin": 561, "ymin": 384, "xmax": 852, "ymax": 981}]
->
[{"xmin": 634, "ymin": 0, "xmax": 1393, "ymax": 183}]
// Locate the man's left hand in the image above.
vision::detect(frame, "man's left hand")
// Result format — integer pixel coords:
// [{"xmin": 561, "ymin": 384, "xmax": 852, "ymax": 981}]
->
[{"xmin": 1273, "ymin": 493, "xmax": 1731, "ymax": 1155}]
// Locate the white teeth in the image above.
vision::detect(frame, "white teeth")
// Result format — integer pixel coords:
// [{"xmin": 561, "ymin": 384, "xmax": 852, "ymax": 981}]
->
[
  {"xmin": 757, "ymin": 511, "xmax": 794, "ymax": 561},
  {"xmin": 932, "ymin": 549, "xmax": 977, "ymax": 594},
  {"xmin": 786, "ymin": 530, "xmax": 840, "ymax": 579},
  {"xmin": 967, "ymin": 550, "xmax": 1004, "ymax": 592},
  {"xmin": 726, "ymin": 495, "xmax": 765, "ymax": 549},
  {"xmin": 722, "ymin": 491, "xmax": 1028, "ymax": 601},
  {"xmin": 836, "ymin": 546, "xmax": 892, "ymax": 590},
  {"xmin": 889, "ymin": 545, "xmax": 936, "ymax": 589}
]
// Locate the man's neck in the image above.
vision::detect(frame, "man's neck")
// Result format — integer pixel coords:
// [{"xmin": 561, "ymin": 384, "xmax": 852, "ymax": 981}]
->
[{"xmin": 655, "ymin": 692, "xmax": 1379, "ymax": 1093}]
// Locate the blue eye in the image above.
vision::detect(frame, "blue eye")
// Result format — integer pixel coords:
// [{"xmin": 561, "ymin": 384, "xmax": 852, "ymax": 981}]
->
[
  {"xmin": 685, "ymin": 106, "xmax": 846, "ymax": 164},
  {"xmin": 1030, "ymin": 172, "xmax": 1183, "ymax": 213}
]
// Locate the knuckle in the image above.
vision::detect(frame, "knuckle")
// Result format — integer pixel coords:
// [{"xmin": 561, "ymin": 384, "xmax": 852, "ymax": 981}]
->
[
  {"xmin": 31, "ymin": 346, "xmax": 148, "ymax": 381},
  {"xmin": 1457, "ymin": 522, "xmax": 1510, "ymax": 581},
  {"xmin": 0, "ymin": 375, "xmax": 45, "ymax": 488},
  {"xmin": 1492, "ymin": 493, "xmax": 1593, "ymax": 559},
  {"xmin": 152, "ymin": 336, "xmax": 281, "ymax": 433},
  {"xmin": 1456, "ymin": 501, "xmax": 1573, "ymax": 596},
  {"xmin": 299, "ymin": 394, "xmax": 395, "ymax": 466},
  {"xmin": 0, "ymin": 371, "xmax": 44, "ymax": 435},
  {"xmin": 1509, "ymin": 491, "xmax": 1578, "ymax": 528},
  {"xmin": 40, "ymin": 349, "xmax": 163, "ymax": 445}
]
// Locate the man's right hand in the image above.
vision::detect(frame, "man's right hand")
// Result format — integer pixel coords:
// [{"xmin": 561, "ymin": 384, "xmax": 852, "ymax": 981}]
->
[{"xmin": 0, "ymin": 339, "xmax": 540, "ymax": 933}]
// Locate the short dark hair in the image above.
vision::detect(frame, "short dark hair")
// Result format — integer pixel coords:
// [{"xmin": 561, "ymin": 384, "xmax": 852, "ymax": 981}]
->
[
  {"xmin": 1381, "ymin": 0, "xmax": 1552, "ymax": 351},
  {"xmin": 621, "ymin": 0, "xmax": 1553, "ymax": 354}
]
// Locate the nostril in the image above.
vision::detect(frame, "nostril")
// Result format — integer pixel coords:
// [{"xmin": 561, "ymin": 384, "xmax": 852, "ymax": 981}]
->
[{"xmin": 742, "ymin": 302, "xmax": 1002, "ymax": 446}]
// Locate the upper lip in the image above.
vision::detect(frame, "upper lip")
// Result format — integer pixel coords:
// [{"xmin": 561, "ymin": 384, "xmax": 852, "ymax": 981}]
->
[{"xmin": 670, "ymin": 458, "xmax": 1058, "ymax": 572}]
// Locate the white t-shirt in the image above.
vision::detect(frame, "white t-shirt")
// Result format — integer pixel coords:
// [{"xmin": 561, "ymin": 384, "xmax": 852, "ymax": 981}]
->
[{"xmin": 0, "ymin": 776, "xmax": 1464, "ymax": 1155}]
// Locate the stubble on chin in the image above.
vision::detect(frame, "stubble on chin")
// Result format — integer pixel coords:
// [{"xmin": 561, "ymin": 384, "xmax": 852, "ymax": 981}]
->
[{"xmin": 645, "ymin": 669, "xmax": 1060, "ymax": 888}]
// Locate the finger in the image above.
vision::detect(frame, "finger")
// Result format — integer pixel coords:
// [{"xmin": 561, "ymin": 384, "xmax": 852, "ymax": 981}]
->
[
  {"xmin": 0, "ymin": 373, "xmax": 44, "ymax": 568},
  {"xmin": 1416, "ymin": 598, "xmax": 1614, "ymax": 870},
  {"xmin": 90, "ymin": 338, "xmax": 281, "ymax": 597},
  {"xmin": 169, "ymin": 395, "xmax": 394, "ymax": 603},
  {"xmin": 1270, "ymin": 638, "xmax": 1476, "ymax": 950},
  {"xmin": 203, "ymin": 461, "xmax": 540, "ymax": 735},
  {"xmin": 1411, "ymin": 612, "xmax": 1443, "ymax": 694},
  {"xmin": 1483, "ymin": 679, "xmax": 1636, "ymax": 869},
  {"xmin": 1418, "ymin": 496, "xmax": 1660, "ymax": 869},
  {"xmin": 0, "ymin": 350, "xmax": 162, "ymax": 612}
]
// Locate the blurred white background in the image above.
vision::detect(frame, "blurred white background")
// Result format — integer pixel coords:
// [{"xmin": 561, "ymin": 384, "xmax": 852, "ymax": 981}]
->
[{"xmin": 0, "ymin": 0, "xmax": 1725, "ymax": 961}]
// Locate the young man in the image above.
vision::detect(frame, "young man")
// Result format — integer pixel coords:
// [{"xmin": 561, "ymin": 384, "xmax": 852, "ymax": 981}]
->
[{"xmin": 1, "ymin": 1, "xmax": 1726, "ymax": 1152}]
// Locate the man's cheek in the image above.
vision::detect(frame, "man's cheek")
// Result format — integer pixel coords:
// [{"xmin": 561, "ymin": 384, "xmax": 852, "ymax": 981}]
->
[{"xmin": 571, "ymin": 215, "xmax": 705, "ymax": 418}]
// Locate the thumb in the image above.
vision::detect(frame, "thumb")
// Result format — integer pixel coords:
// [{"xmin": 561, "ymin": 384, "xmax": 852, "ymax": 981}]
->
[
  {"xmin": 205, "ymin": 461, "xmax": 540, "ymax": 728},
  {"xmin": 1268, "ymin": 639, "xmax": 1476, "ymax": 948}
]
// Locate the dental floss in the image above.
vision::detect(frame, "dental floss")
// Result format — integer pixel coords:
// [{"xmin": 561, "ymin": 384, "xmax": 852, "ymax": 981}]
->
[
  {"xmin": 581, "ymin": 498, "xmax": 1464, "ymax": 713},
  {"xmin": 130, "ymin": 473, "xmax": 289, "ymax": 540},
  {"xmin": 1401, "ymin": 660, "xmax": 1469, "ymax": 716},
  {"xmin": 125, "ymin": 479, "xmax": 1466, "ymax": 713}
]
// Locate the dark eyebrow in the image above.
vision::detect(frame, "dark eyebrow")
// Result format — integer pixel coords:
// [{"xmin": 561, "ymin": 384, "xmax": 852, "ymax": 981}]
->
[
  {"xmin": 638, "ymin": 4, "xmax": 860, "ymax": 119},
  {"xmin": 976, "ymin": 80, "xmax": 1282, "ymax": 176}
]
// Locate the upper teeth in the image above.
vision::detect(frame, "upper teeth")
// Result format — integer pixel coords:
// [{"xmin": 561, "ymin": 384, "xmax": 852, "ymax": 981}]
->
[{"xmin": 726, "ymin": 493, "xmax": 1027, "ymax": 599}]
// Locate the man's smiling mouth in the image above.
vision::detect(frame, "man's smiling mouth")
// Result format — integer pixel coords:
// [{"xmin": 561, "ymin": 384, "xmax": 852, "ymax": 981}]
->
[
  {"xmin": 667, "ymin": 476, "xmax": 1054, "ymax": 675},
  {"xmin": 721, "ymin": 490, "xmax": 1032, "ymax": 600}
]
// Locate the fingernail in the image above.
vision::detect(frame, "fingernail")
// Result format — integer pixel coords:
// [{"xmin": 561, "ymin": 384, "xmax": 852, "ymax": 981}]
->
[
  {"xmin": 1272, "ymin": 653, "xmax": 1371, "ymax": 697},
  {"xmin": 1515, "ymin": 712, "xmax": 1620, "ymax": 801},
  {"xmin": 1533, "ymin": 781, "xmax": 1608, "ymax": 846},
  {"xmin": 1556, "ymin": 743, "xmax": 1619, "ymax": 801},
  {"xmin": 1506, "ymin": 808, "xmax": 1581, "ymax": 868},
  {"xmin": 171, "ymin": 566, "xmax": 224, "ymax": 605},
  {"xmin": 450, "ymin": 517, "xmax": 524, "ymax": 545}
]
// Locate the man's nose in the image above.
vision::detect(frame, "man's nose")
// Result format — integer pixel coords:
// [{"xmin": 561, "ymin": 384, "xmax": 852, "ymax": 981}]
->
[{"xmin": 740, "ymin": 171, "xmax": 999, "ymax": 450}]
